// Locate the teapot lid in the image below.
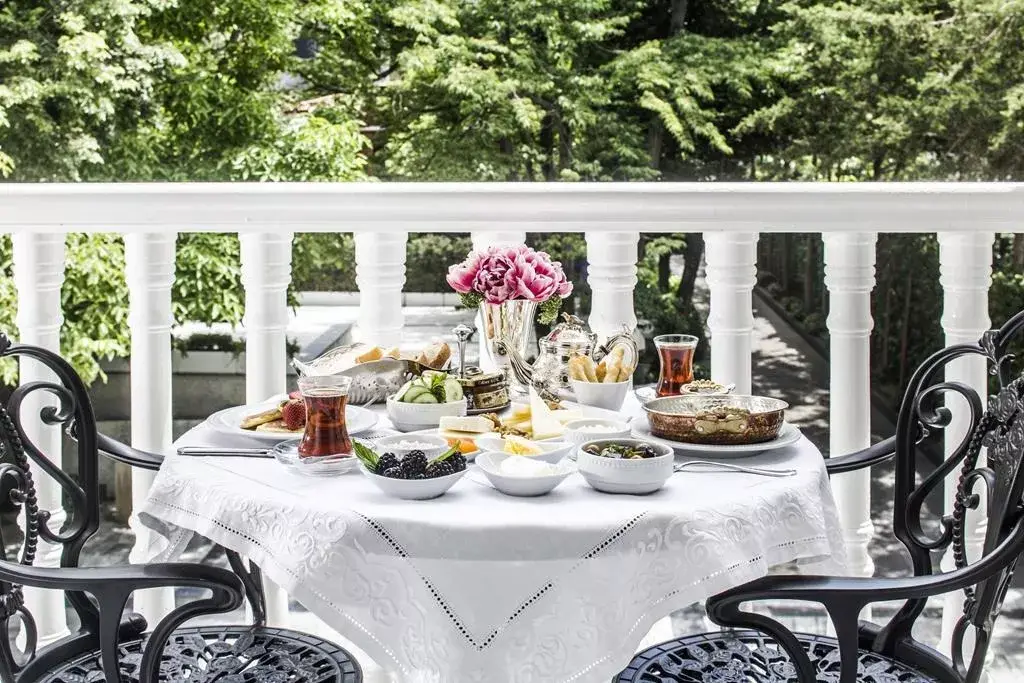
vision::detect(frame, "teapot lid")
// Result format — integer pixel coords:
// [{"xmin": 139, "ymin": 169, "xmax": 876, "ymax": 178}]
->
[{"xmin": 542, "ymin": 313, "xmax": 595, "ymax": 348}]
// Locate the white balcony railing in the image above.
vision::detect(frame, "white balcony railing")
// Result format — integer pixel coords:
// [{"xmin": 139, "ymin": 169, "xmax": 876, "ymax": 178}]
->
[{"xmin": 1, "ymin": 182, "xmax": 1021, "ymax": 654}]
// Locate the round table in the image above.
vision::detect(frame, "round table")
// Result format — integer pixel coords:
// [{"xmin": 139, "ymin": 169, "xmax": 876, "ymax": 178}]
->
[{"xmin": 138, "ymin": 396, "xmax": 846, "ymax": 683}]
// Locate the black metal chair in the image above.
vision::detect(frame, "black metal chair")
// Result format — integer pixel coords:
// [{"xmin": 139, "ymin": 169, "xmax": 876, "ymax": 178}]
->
[
  {"xmin": 616, "ymin": 312, "xmax": 1024, "ymax": 683},
  {"xmin": 0, "ymin": 333, "xmax": 362, "ymax": 683}
]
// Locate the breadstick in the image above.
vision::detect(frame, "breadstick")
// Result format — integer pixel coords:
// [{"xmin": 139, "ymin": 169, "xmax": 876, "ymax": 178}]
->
[
  {"xmin": 603, "ymin": 347, "xmax": 623, "ymax": 383},
  {"xmin": 582, "ymin": 356, "xmax": 599, "ymax": 383},
  {"xmin": 568, "ymin": 356, "xmax": 588, "ymax": 382},
  {"xmin": 596, "ymin": 359, "xmax": 607, "ymax": 382}
]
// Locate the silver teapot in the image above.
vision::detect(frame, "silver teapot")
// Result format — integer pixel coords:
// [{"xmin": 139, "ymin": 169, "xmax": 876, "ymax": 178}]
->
[{"xmin": 493, "ymin": 313, "xmax": 637, "ymax": 397}]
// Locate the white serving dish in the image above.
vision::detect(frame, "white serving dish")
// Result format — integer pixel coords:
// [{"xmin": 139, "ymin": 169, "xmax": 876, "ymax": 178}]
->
[
  {"xmin": 206, "ymin": 398, "xmax": 379, "ymax": 443},
  {"xmin": 632, "ymin": 419, "xmax": 802, "ymax": 459},
  {"xmin": 386, "ymin": 395, "xmax": 467, "ymax": 431},
  {"xmin": 569, "ymin": 379, "xmax": 630, "ymax": 411},
  {"xmin": 474, "ymin": 436, "xmax": 575, "ymax": 464},
  {"xmin": 374, "ymin": 434, "xmax": 450, "ymax": 460},
  {"xmin": 358, "ymin": 464, "xmax": 466, "ymax": 500},
  {"xmin": 563, "ymin": 418, "xmax": 632, "ymax": 446},
  {"xmin": 576, "ymin": 438, "xmax": 674, "ymax": 494},
  {"xmin": 474, "ymin": 452, "xmax": 576, "ymax": 497}
]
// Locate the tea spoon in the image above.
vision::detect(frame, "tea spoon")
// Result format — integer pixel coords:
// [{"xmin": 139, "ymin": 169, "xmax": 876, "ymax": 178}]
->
[{"xmin": 673, "ymin": 460, "xmax": 796, "ymax": 477}]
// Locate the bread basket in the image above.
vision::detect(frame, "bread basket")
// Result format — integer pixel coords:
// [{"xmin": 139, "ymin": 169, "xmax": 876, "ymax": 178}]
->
[
  {"xmin": 642, "ymin": 395, "xmax": 788, "ymax": 445},
  {"xmin": 293, "ymin": 344, "xmax": 450, "ymax": 405}
]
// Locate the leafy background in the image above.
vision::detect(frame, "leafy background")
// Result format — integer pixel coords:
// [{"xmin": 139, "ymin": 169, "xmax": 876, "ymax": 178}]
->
[{"xmin": 2, "ymin": 0, "xmax": 1024, "ymax": 396}]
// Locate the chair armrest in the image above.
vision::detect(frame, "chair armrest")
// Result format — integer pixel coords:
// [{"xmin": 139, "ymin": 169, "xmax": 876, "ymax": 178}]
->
[
  {"xmin": 707, "ymin": 514, "xmax": 1024, "ymax": 683},
  {"xmin": 826, "ymin": 435, "xmax": 896, "ymax": 475},
  {"xmin": 0, "ymin": 559, "xmax": 244, "ymax": 683},
  {"xmin": 96, "ymin": 432, "xmax": 164, "ymax": 470},
  {"xmin": 0, "ymin": 557, "xmax": 242, "ymax": 594}
]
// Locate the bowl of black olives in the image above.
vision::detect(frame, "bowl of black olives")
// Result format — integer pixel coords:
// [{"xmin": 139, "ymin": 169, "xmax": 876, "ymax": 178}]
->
[{"xmin": 576, "ymin": 438, "xmax": 674, "ymax": 494}]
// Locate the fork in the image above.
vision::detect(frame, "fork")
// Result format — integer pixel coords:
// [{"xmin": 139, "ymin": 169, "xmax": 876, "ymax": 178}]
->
[{"xmin": 673, "ymin": 460, "xmax": 797, "ymax": 477}]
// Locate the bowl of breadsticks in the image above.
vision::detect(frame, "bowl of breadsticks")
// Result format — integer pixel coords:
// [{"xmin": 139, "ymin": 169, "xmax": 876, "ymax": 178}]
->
[{"xmin": 567, "ymin": 347, "xmax": 635, "ymax": 411}]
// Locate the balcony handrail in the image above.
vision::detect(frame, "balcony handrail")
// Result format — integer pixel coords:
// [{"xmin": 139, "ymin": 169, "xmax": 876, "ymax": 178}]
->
[{"xmin": 1, "ymin": 182, "xmax": 1022, "ymax": 232}]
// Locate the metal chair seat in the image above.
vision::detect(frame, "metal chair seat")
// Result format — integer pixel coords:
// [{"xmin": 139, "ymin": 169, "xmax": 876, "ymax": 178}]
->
[
  {"xmin": 616, "ymin": 631, "xmax": 934, "ymax": 683},
  {"xmin": 36, "ymin": 626, "xmax": 361, "ymax": 683}
]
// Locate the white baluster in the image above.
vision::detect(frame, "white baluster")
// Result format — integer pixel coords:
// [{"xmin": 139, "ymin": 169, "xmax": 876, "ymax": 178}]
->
[
  {"xmin": 938, "ymin": 232, "xmax": 994, "ymax": 656},
  {"xmin": 240, "ymin": 232, "xmax": 294, "ymax": 625},
  {"xmin": 353, "ymin": 232, "xmax": 408, "ymax": 343},
  {"xmin": 124, "ymin": 233, "xmax": 178, "ymax": 624},
  {"xmin": 705, "ymin": 232, "xmax": 758, "ymax": 394},
  {"xmin": 11, "ymin": 232, "xmax": 70, "ymax": 645},
  {"xmin": 469, "ymin": 233, "xmax": 526, "ymax": 370},
  {"xmin": 823, "ymin": 233, "xmax": 877, "ymax": 599},
  {"xmin": 585, "ymin": 232, "xmax": 639, "ymax": 341}
]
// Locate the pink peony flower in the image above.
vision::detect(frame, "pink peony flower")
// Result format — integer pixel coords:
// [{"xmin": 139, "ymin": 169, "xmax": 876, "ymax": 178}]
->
[
  {"xmin": 446, "ymin": 250, "xmax": 485, "ymax": 294},
  {"xmin": 474, "ymin": 251, "xmax": 518, "ymax": 304},
  {"xmin": 448, "ymin": 244, "xmax": 573, "ymax": 303}
]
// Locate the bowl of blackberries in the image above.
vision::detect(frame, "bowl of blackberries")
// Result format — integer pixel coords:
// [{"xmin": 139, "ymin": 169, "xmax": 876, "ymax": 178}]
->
[
  {"xmin": 354, "ymin": 442, "xmax": 468, "ymax": 500},
  {"xmin": 576, "ymin": 438, "xmax": 674, "ymax": 495}
]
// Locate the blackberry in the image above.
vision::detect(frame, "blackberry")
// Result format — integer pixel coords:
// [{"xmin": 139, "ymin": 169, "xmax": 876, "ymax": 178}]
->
[
  {"xmin": 425, "ymin": 460, "xmax": 455, "ymax": 479},
  {"xmin": 376, "ymin": 452, "xmax": 400, "ymax": 475},
  {"xmin": 382, "ymin": 467, "xmax": 408, "ymax": 479},
  {"xmin": 449, "ymin": 453, "xmax": 467, "ymax": 472},
  {"xmin": 399, "ymin": 450, "xmax": 428, "ymax": 476}
]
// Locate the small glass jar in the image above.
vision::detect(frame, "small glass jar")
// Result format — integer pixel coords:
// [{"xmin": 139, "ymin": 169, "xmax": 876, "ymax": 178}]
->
[{"xmin": 297, "ymin": 375, "xmax": 353, "ymax": 458}]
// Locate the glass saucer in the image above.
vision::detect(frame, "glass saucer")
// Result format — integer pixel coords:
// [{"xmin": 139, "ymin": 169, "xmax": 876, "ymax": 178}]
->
[{"xmin": 271, "ymin": 439, "xmax": 359, "ymax": 477}]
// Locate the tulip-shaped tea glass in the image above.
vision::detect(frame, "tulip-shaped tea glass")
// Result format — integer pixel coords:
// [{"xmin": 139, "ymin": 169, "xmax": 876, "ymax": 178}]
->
[
  {"xmin": 297, "ymin": 375, "xmax": 353, "ymax": 458},
  {"xmin": 654, "ymin": 334, "xmax": 698, "ymax": 397}
]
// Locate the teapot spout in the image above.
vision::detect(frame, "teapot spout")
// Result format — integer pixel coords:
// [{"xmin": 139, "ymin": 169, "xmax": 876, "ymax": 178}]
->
[{"xmin": 491, "ymin": 338, "xmax": 533, "ymax": 387}]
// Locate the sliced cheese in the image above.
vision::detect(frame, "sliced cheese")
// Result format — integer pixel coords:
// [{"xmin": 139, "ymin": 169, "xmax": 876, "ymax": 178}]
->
[
  {"xmin": 529, "ymin": 387, "xmax": 566, "ymax": 440},
  {"xmin": 438, "ymin": 415, "xmax": 493, "ymax": 433}
]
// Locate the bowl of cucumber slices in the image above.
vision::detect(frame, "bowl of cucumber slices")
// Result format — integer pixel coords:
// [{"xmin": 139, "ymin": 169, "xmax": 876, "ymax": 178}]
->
[{"xmin": 387, "ymin": 370, "xmax": 468, "ymax": 430}]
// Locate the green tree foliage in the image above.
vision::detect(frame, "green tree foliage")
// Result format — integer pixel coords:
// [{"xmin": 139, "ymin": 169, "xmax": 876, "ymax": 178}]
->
[
  {"xmin": 4, "ymin": 0, "xmax": 1024, "ymax": 387},
  {"xmin": 0, "ymin": 0, "xmax": 180, "ymax": 180}
]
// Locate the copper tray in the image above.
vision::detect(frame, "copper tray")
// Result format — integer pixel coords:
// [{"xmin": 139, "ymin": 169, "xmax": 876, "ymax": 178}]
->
[{"xmin": 642, "ymin": 395, "xmax": 788, "ymax": 445}]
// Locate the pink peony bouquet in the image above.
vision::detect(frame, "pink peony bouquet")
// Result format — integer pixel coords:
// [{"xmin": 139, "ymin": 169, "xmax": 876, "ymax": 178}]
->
[{"xmin": 447, "ymin": 245, "xmax": 573, "ymax": 323}]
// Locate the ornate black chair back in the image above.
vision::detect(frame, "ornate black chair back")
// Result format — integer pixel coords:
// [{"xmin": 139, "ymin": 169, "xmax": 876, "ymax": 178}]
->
[
  {"xmin": 882, "ymin": 310, "xmax": 1024, "ymax": 681},
  {"xmin": 0, "ymin": 332, "xmax": 103, "ymax": 680}
]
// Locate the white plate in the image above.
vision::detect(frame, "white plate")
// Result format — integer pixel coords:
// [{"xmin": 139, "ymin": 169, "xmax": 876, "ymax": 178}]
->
[
  {"xmin": 206, "ymin": 400, "xmax": 379, "ymax": 443},
  {"xmin": 631, "ymin": 420, "xmax": 802, "ymax": 458}
]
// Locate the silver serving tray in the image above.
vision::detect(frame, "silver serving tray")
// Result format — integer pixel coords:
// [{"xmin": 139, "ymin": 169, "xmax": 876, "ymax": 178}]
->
[{"xmin": 292, "ymin": 345, "xmax": 450, "ymax": 405}]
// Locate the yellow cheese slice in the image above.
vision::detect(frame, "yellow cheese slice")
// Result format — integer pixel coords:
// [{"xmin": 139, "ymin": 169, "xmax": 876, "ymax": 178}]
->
[{"xmin": 529, "ymin": 387, "xmax": 566, "ymax": 440}]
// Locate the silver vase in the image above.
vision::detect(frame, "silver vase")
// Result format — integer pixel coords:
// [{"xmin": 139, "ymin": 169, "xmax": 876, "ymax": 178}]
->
[{"xmin": 480, "ymin": 300, "xmax": 537, "ymax": 393}]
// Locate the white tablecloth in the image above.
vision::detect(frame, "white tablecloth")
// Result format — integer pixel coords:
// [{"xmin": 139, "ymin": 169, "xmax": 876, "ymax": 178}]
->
[{"xmin": 137, "ymin": 399, "xmax": 846, "ymax": 683}]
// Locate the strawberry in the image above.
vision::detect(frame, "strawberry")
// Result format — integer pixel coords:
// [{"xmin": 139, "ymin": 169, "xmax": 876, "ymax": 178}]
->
[{"xmin": 280, "ymin": 398, "xmax": 306, "ymax": 430}]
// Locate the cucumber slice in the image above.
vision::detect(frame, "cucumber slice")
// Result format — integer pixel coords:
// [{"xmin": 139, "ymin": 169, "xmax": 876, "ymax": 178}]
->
[
  {"xmin": 394, "ymin": 379, "xmax": 414, "ymax": 401},
  {"xmin": 401, "ymin": 385, "xmax": 430, "ymax": 403},
  {"xmin": 444, "ymin": 378, "xmax": 464, "ymax": 402},
  {"xmin": 411, "ymin": 392, "xmax": 440, "ymax": 404}
]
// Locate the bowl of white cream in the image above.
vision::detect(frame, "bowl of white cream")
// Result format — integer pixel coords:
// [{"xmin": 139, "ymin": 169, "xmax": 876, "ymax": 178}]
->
[{"xmin": 475, "ymin": 452, "xmax": 577, "ymax": 497}]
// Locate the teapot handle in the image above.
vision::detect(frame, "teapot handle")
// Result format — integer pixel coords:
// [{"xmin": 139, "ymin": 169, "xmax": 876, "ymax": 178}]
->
[{"xmin": 595, "ymin": 331, "xmax": 639, "ymax": 365}]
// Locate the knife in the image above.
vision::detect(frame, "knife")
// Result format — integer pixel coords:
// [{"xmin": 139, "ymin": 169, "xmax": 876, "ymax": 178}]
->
[{"xmin": 176, "ymin": 446, "xmax": 274, "ymax": 458}]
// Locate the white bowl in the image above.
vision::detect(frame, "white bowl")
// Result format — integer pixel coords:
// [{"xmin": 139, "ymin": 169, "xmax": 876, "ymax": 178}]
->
[
  {"xmin": 475, "ymin": 452, "xmax": 576, "ymax": 497},
  {"xmin": 386, "ymin": 395, "xmax": 467, "ymax": 430},
  {"xmin": 374, "ymin": 434, "xmax": 450, "ymax": 460},
  {"xmin": 576, "ymin": 438, "xmax": 674, "ymax": 494},
  {"xmin": 359, "ymin": 464, "xmax": 466, "ymax": 500},
  {"xmin": 474, "ymin": 436, "xmax": 575, "ymax": 464},
  {"xmin": 563, "ymin": 418, "xmax": 632, "ymax": 446},
  {"xmin": 570, "ymin": 379, "xmax": 630, "ymax": 411}
]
